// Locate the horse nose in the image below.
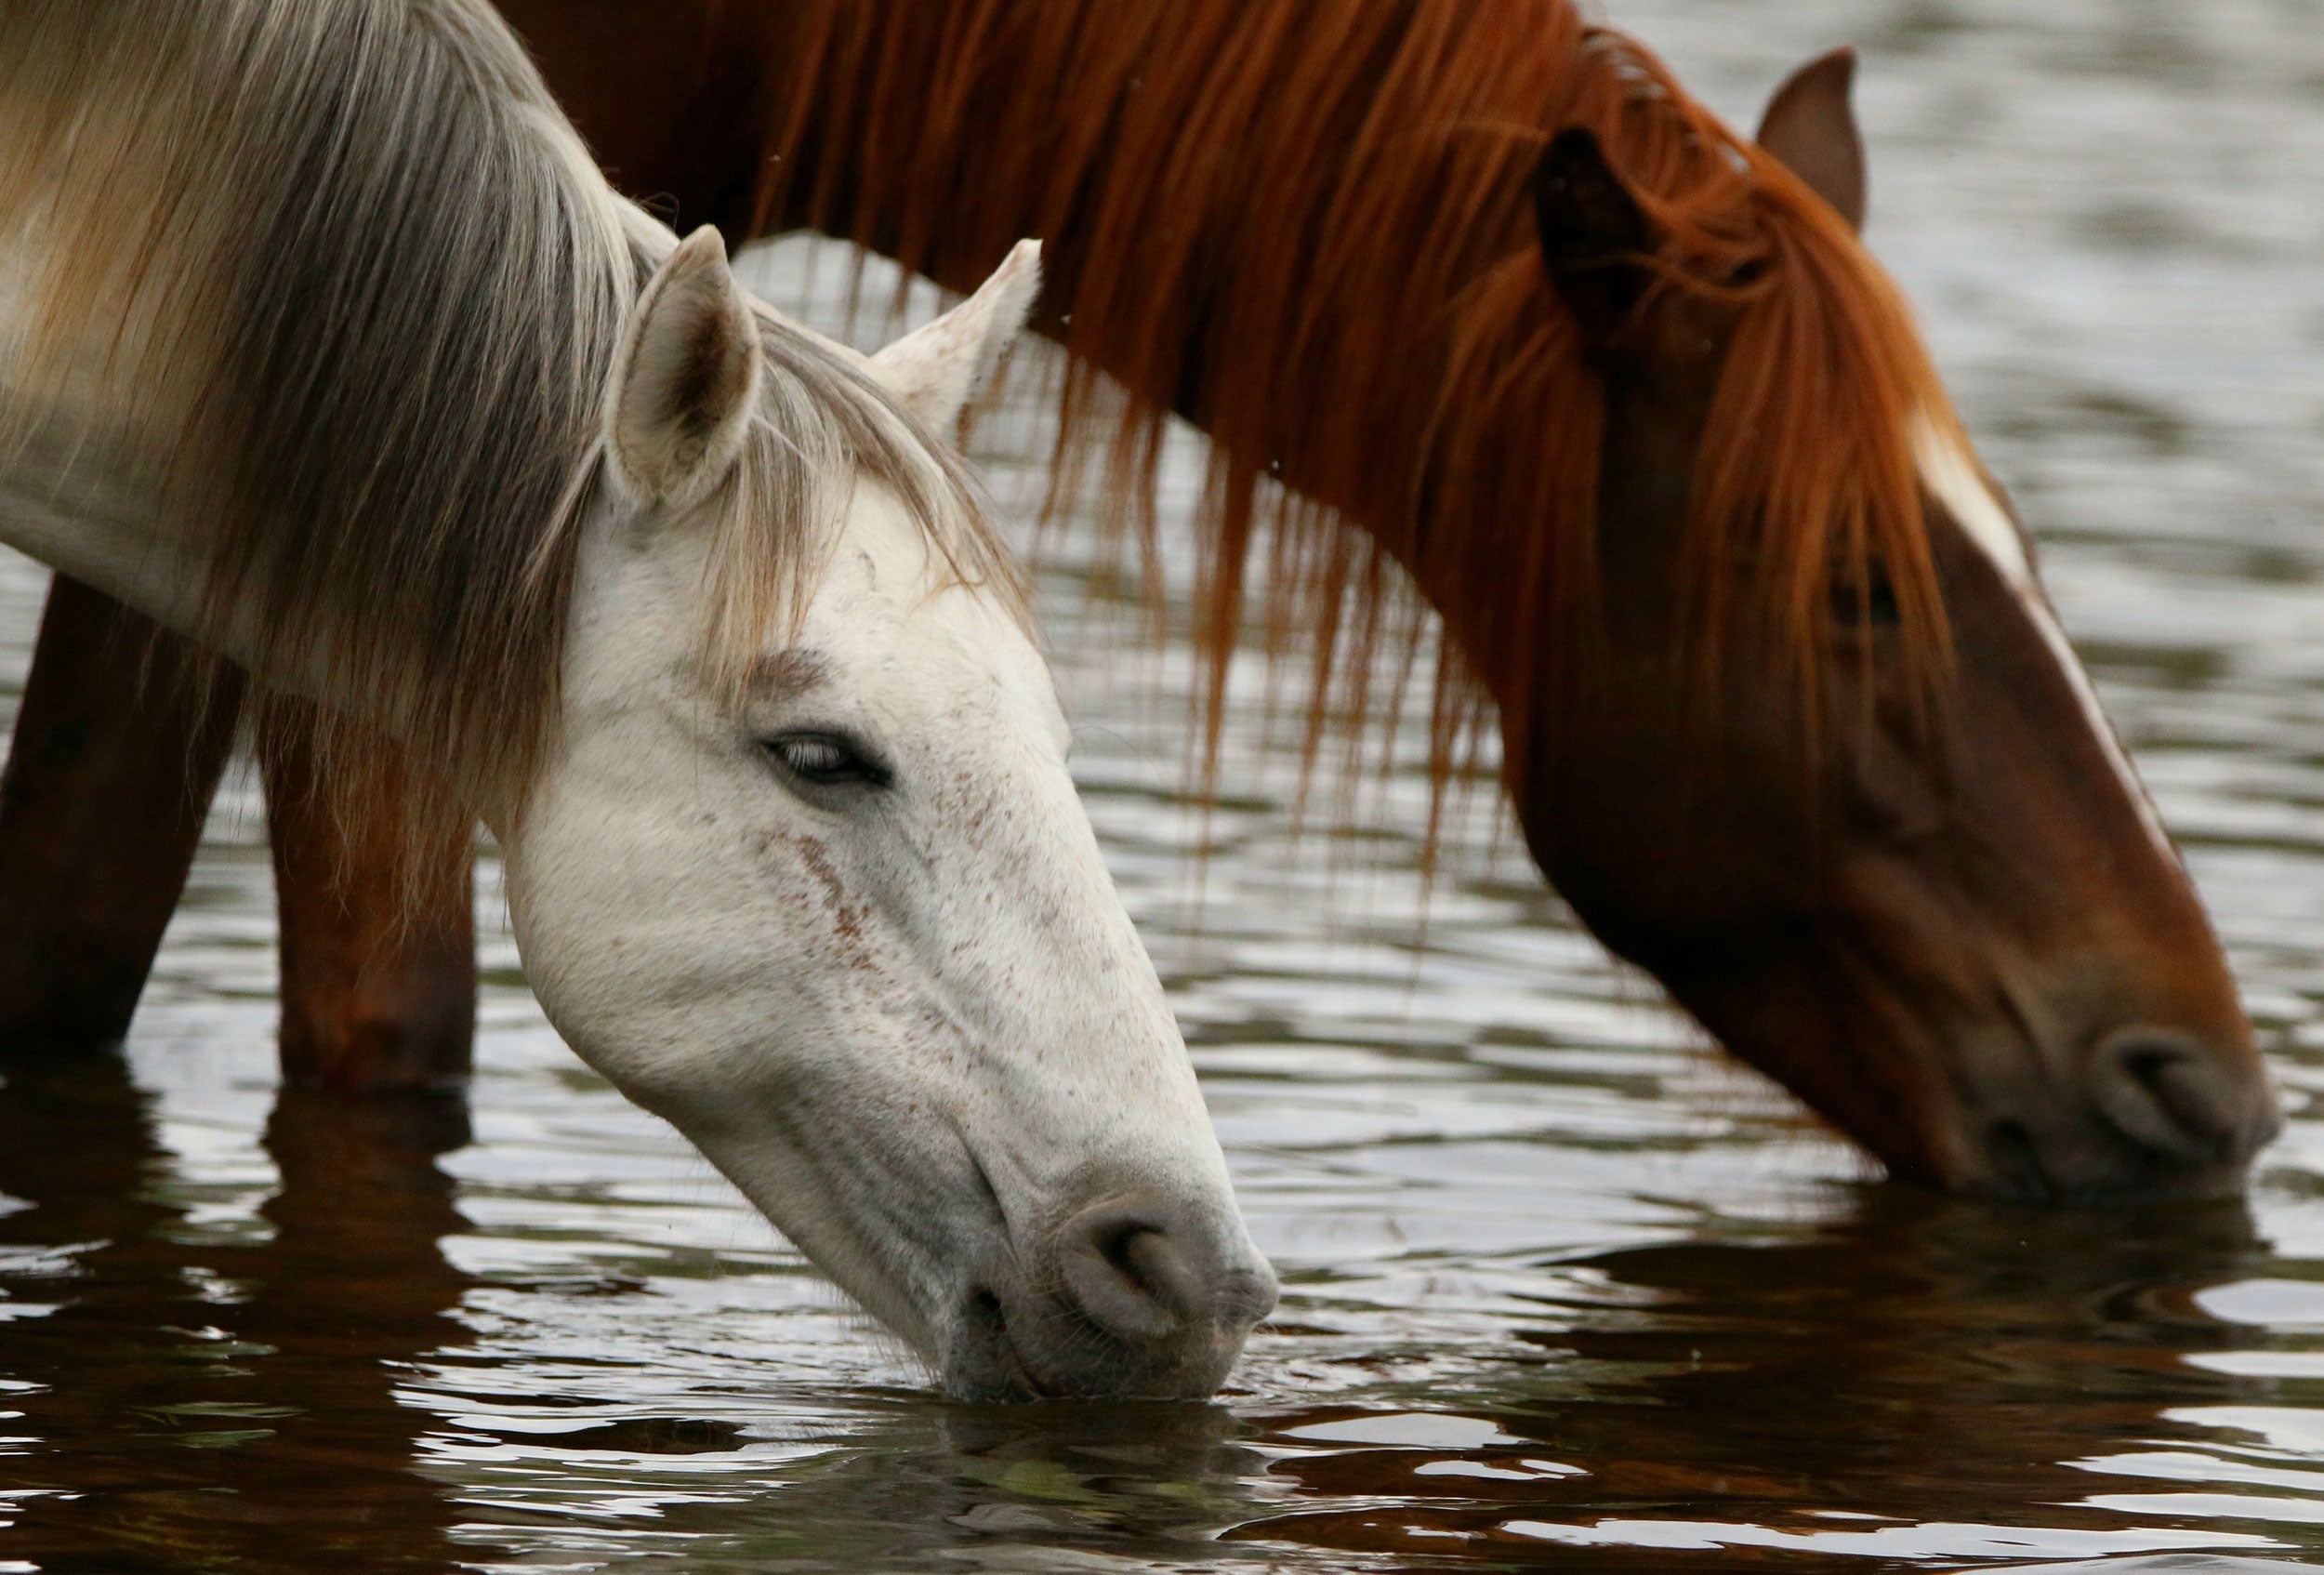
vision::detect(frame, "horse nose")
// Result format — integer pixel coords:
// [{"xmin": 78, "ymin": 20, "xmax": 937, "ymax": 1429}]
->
[
  {"xmin": 951, "ymin": 1188, "xmax": 1276, "ymax": 1400},
  {"xmin": 1974, "ymin": 1026, "xmax": 2278, "ymax": 1203},
  {"xmin": 2089, "ymin": 1028, "xmax": 2278, "ymax": 1170},
  {"xmin": 1044, "ymin": 1191, "xmax": 1276, "ymax": 1392},
  {"xmin": 1055, "ymin": 1193, "xmax": 1277, "ymax": 1345}
]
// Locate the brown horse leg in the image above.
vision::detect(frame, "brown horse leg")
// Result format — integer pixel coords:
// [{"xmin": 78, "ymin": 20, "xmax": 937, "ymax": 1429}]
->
[
  {"xmin": 0, "ymin": 576, "xmax": 236, "ymax": 1049},
  {"xmin": 259, "ymin": 720, "xmax": 477, "ymax": 1092},
  {"xmin": 1, "ymin": 576, "xmax": 474, "ymax": 1082}
]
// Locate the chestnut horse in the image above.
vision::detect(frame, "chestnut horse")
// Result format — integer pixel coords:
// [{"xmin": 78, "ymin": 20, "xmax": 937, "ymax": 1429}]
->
[{"xmin": 0, "ymin": 0, "xmax": 2276, "ymax": 1202}]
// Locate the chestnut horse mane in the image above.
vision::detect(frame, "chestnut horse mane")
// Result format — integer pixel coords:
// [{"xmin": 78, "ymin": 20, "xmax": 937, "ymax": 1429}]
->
[{"xmin": 755, "ymin": 0, "xmax": 1966, "ymax": 816}]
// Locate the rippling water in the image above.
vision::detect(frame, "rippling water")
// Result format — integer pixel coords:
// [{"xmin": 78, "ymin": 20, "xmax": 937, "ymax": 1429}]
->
[{"xmin": 10, "ymin": 2, "xmax": 2324, "ymax": 1569}]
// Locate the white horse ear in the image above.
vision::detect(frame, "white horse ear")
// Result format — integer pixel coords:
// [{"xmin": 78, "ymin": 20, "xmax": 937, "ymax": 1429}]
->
[
  {"xmin": 606, "ymin": 226, "xmax": 764, "ymax": 511},
  {"xmin": 867, "ymin": 239, "xmax": 1042, "ymax": 432}
]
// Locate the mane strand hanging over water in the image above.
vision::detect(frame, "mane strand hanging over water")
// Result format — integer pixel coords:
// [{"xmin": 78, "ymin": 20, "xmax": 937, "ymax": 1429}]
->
[
  {"xmin": 0, "ymin": 0, "xmax": 1004, "ymax": 825},
  {"xmin": 755, "ymin": 0, "xmax": 1968, "ymax": 792}
]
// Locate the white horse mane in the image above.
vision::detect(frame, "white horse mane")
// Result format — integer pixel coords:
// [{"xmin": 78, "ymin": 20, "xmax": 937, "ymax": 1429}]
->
[{"xmin": 0, "ymin": 0, "xmax": 1017, "ymax": 820}]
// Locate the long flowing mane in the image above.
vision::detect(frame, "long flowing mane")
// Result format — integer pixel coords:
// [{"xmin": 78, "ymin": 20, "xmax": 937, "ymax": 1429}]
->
[
  {"xmin": 0, "ymin": 0, "xmax": 1006, "ymax": 833},
  {"xmin": 755, "ymin": 0, "xmax": 1964, "ymax": 802}
]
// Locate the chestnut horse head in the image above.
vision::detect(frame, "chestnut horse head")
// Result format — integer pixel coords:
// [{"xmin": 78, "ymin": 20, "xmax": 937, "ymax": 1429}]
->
[{"xmin": 1516, "ymin": 49, "xmax": 2275, "ymax": 1200}]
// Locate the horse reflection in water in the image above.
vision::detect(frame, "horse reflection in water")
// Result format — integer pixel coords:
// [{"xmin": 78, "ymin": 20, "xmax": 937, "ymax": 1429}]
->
[
  {"xmin": 287, "ymin": 1193, "xmax": 2276, "ymax": 1571},
  {"xmin": 613, "ymin": 1398, "xmax": 1269, "ymax": 1568},
  {"xmin": 0, "ymin": 1062, "xmax": 2287, "ymax": 1571},
  {"xmin": 1235, "ymin": 1195, "xmax": 2286, "ymax": 1571},
  {"xmin": 0, "ymin": 1049, "xmax": 485, "ymax": 1572}
]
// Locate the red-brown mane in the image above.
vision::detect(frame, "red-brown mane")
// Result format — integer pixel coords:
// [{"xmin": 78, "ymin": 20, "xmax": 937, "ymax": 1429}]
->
[{"xmin": 754, "ymin": 0, "xmax": 1965, "ymax": 811}]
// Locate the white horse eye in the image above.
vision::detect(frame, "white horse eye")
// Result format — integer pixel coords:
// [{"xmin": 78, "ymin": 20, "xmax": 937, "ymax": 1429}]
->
[{"xmin": 765, "ymin": 731, "xmax": 892, "ymax": 789}]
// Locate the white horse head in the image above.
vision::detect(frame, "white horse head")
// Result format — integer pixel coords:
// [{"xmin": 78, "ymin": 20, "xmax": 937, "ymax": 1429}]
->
[
  {"xmin": 0, "ymin": 0, "xmax": 1272, "ymax": 1396},
  {"xmin": 504, "ymin": 232, "xmax": 1276, "ymax": 1396}
]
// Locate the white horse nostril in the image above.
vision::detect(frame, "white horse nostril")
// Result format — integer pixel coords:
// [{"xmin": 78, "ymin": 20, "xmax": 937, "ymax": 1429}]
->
[
  {"xmin": 1056, "ymin": 1202, "xmax": 1191, "ymax": 1344},
  {"xmin": 938, "ymin": 1190, "xmax": 1274, "ymax": 1399}
]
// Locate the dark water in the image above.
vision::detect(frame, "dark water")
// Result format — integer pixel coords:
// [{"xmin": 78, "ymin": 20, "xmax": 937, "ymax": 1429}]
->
[{"xmin": 10, "ymin": 1, "xmax": 2324, "ymax": 1569}]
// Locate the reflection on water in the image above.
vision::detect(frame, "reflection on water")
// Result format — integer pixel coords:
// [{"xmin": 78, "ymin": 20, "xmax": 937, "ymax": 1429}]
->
[
  {"xmin": 10, "ymin": 0, "xmax": 2324, "ymax": 1568},
  {"xmin": 0, "ymin": 1052, "xmax": 480, "ymax": 1572}
]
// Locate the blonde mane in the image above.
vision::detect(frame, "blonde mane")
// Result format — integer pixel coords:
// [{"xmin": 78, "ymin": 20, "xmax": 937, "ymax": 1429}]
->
[
  {"xmin": 0, "ymin": 0, "xmax": 1010, "ymax": 838},
  {"xmin": 754, "ymin": 0, "xmax": 1963, "ymax": 803}
]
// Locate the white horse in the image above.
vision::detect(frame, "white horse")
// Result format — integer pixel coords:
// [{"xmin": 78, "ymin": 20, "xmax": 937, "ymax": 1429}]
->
[{"xmin": 0, "ymin": 0, "xmax": 1273, "ymax": 1398}]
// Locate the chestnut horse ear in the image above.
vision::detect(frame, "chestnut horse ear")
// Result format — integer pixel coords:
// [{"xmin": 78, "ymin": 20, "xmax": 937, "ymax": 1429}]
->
[
  {"xmin": 1530, "ymin": 127, "xmax": 1660, "ymax": 342},
  {"xmin": 1755, "ymin": 46, "xmax": 1868, "ymax": 232},
  {"xmin": 606, "ymin": 226, "xmax": 764, "ymax": 512},
  {"xmin": 868, "ymin": 239, "xmax": 1042, "ymax": 432}
]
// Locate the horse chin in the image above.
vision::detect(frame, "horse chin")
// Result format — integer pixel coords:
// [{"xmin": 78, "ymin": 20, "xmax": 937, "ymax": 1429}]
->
[{"xmin": 935, "ymin": 1291, "xmax": 1256, "ymax": 1404}]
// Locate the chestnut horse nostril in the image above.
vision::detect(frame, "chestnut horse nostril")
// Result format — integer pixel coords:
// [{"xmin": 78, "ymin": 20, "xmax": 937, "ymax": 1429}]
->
[
  {"xmin": 2092, "ymin": 1029, "xmax": 2263, "ymax": 1163},
  {"xmin": 1958, "ymin": 1031, "xmax": 2277, "ymax": 1204}
]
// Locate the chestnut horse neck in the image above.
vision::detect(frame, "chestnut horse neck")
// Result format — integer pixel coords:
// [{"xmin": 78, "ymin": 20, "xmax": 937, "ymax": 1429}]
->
[{"xmin": 698, "ymin": 0, "xmax": 1965, "ymax": 796}]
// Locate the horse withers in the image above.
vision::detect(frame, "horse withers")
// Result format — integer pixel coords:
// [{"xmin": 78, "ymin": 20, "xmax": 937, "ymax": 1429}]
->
[{"xmin": 0, "ymin": 0, "xmax": 1272, "ymax": 1398}]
